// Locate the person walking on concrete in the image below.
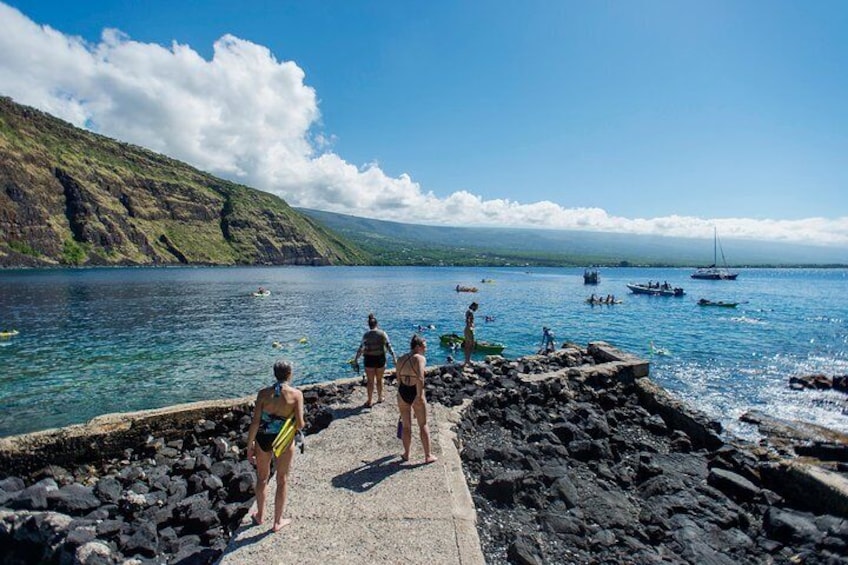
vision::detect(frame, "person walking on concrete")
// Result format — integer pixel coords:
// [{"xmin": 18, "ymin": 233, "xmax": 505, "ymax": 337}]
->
[
  {"xmin": 353, "ymin": 313, "xmax": 396, "ymax": 407},
  {"xmin": 245, "ymin": 360, "xmax": 305, "ymax": 532},
  {"xmin": 395, "ymin": 334, "xmax": 437, "ymax": 464}
]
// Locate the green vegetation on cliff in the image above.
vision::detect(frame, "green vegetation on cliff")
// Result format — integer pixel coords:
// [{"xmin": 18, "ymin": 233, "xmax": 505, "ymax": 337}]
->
[{"xmin": 0, "ymin": 97, "xmax": 368, "ymax": 267}]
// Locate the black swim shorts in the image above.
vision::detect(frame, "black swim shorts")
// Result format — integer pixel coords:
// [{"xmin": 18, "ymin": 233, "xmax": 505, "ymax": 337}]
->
[{"xmin": 363, "ymin": 353, "xmax": 386, "ymax": 369}]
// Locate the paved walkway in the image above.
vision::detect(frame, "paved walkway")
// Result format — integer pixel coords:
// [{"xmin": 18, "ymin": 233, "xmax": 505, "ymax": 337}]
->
[{"xmin": 217, "ymin": 385, "xmax": 484, "ymax": 565}]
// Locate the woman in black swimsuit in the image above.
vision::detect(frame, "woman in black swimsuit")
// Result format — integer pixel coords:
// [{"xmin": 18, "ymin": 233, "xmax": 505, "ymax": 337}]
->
[
  {"xmin": 395, "ymin": 334, "xmax": 437, "ymax": 464},
  {"xmin": 245, "ymin": 360, "xmax": 305, "ymax": 532}
]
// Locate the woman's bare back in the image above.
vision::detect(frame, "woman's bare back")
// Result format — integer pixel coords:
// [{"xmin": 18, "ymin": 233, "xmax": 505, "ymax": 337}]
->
[{"xmin": 260, "ymin": 386, "xmax": 299, "ymax": 418}]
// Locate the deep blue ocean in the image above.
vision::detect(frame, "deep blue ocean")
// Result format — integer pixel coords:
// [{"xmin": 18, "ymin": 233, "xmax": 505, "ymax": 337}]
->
[{"xmin": 1, "ymin": 266, "xmax": 845, "ymax": 439}]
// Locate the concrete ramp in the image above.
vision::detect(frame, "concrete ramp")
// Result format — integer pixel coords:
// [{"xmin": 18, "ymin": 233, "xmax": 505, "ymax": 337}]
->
[{"xmin": 218, "ymin": 388, "xmax": 483, "ymax": 565}]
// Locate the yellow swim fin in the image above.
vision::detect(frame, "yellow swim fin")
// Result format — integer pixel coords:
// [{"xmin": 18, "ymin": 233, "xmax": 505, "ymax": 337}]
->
[{"xmin": 271, "ymin": 417, "xmax": 297, "ymax": 457}]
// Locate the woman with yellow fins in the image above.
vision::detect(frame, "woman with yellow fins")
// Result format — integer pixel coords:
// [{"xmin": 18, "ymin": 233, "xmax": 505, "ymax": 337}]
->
[{"xmin": 246, "ymin": 360, "xmax": 305, "ymax": 532}]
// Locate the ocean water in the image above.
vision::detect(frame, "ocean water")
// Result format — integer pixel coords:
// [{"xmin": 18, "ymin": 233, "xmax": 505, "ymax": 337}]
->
[{"xmin": 0, "ymin": 266, "xmax": 846, "ymax": 439}]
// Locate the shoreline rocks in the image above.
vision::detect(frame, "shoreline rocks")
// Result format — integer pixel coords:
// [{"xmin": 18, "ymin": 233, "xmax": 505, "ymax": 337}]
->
[
  {"xmin": 452, "ymin": 346, "xmax": 848, "ymax": 564},
  {"xmin": 0, "ymin": 379, "xmax": 359, "ymax": 564},
  {"xmin": 2, "ymin": 345, "xmax": 848, "ymax": 564},
  {"xmin": 790, "ymin": 374, "xmax": 848, "ymax": 394}
]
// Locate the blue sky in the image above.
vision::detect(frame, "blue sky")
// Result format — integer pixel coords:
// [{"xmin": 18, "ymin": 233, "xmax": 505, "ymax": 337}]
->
[{"xmin": 1, "ymin": 1, "xmax": 846, "ymax": 245}]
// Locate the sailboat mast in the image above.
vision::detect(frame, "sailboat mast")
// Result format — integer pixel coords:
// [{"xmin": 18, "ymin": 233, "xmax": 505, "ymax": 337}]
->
[
  {"xmin": 713, "ymin": 227, "xmax": 717, "ymax": 266},
  {"xmin": 718, "ymin": 231, "xmax": 728, "ymax": 267}
]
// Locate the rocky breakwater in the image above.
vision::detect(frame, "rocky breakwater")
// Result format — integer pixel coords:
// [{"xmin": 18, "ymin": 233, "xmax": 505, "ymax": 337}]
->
[
  {"xmin": 446, "ymin": 343, "xmax": 848, "ymax": 564},
  {"xmin": 4, "ymin": 343, "xmax": 848, "ymax": 564},
  {"xmin": 0, "ymin": 381, "xmax": 356, "ymax": 564}
]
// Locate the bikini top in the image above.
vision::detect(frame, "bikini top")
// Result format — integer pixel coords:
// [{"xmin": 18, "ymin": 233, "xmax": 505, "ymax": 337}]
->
[{"xmin": 396, "ymin": 354, "xmax": 423, "ymax": 387}]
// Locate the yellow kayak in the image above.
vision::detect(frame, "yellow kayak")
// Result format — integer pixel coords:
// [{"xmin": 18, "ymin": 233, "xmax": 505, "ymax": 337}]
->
[{"xmin": 0, "ymin": 329, "xmax": 19, "ymax": 338}]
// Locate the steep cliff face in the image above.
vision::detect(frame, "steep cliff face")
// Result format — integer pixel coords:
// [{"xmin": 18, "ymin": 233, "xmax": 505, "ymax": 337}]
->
[{"xmin": 0, "ymin": 97, "xmax": 367, "ymax": 267}]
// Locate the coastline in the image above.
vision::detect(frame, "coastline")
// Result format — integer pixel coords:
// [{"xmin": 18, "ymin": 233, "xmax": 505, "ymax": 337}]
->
[
  {"xmin": 1, "ymin": 344, "xmax": 848, "ymax": 563},
  {"xmin": 3, "ymin": 266, "xmax": 847, "ymax": 441}
]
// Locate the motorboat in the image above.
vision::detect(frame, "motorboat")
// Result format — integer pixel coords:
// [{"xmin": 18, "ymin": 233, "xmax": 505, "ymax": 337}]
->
[{"xmin": 627, "ymin": 283, "xmax": 685, "ymax": 297}]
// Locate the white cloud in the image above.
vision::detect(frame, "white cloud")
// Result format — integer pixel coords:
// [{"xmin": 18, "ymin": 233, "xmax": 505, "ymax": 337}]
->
[{"xmin": 1, "ymin": 2, "xmax": 846, "ymax": 247}]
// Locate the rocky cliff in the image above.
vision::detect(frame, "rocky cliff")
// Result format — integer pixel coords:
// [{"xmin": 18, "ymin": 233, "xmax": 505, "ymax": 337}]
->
[{"xmin": 0, "ymin": 97, "xmax": 367, "ymax": 267}]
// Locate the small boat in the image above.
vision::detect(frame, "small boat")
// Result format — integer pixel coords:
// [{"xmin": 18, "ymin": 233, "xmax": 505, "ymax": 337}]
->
[
  {"xmin": 627, "ymin": 283, "xmax": 685, "ymax": 297},
  {"xmin": 439, "ymin": 333, "xmax": 465, "ymax": 347},
  {"xmin": 0, "ymin": 329, "xmax": 20, "ymax": 338},
  {"xmin": 439, "ymin": 333, "xmax": 505, "ymax": 354},
  {"xmin": 697, "ymin": 298, "xmax": 738, "ymax": 308},
  {"xmin": 583, "ymin": 269, "xmax": 600, "ymax": 285},
  {"xmin": 474, "ymin": 341, "xmax": 506, "ymax": 355},
  {"xmin": 691, "ymin": 228, "xmax": 738, "ymax": 280},
  {"xmin": 440, "ymin": 333, "xmax": 464, "ymax": 347},
  {"xmin": 455, "ymin": 285, "xmax": 479, "ymax": 293},
  {"xmin": 252, "ymin": 289, "xmax": 271, "ymax": 297}
]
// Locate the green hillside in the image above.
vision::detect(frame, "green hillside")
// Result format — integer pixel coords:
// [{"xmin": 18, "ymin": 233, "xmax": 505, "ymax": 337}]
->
[{"xmin": 0, "ymin": 97, "xmax": 368, "ymax": 267}]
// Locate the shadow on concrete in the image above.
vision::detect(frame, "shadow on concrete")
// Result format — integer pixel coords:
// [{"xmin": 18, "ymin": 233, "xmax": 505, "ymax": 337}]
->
[
  {"xmin": 222, "ymin": 525, "xmax": 274, "ymax": 553},
  {"xmin": 331, "ymin": 455, "xmax": 407, "ymax": 493},
  {"xmin": 302, "ymin": 402, "xmax": 369, "ymax": 437},
  {"xmin": 330, "ymin": 404, "xmax": 370, "ymax": 422}
]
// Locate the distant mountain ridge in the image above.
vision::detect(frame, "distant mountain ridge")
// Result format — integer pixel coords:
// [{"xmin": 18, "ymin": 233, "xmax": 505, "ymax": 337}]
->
[
  {"xmin": 1, "ymin": 96, "xmax": 844, "ymax": 269},
  {"xmin": 0, "ymin": 97, "xmax": 367, "ymax": 267},
  {"xmin": 298, "ymin": 208, "xmax": 848, "ymax": 267}
]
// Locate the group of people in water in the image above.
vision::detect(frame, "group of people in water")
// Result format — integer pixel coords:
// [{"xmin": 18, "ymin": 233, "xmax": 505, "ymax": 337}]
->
[{"xmin": 588, "ymin": 293, "xmax": 619, "ymax": 304}]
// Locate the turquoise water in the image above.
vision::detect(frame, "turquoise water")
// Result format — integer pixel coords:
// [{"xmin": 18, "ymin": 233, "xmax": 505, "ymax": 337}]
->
[{"xmin": 1, "ymin": 266, "xmax": 846, "ymax": 438}]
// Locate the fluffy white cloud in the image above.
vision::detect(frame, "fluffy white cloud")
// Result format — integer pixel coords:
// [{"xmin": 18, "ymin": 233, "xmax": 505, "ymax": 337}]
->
[{"xmin": 1, "ymin": 2, "xmax": 846, "ymax": 247}]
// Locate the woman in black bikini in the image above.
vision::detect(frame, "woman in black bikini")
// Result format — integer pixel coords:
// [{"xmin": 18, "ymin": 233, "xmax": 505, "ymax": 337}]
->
[
  {"xmin": 395, "ymin": 334, "xmax": 437, "ymax": 464},
  {"xmin": 246, "ymin": 360, "xmax": 305, "ymax": 532}
]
